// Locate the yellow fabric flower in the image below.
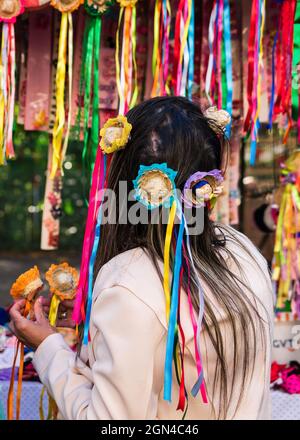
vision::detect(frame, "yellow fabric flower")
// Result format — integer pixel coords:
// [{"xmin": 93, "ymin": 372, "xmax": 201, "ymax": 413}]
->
[
  {"xmin": 45, "ymin": 262, "xmax": 78, "ymax": 301},
  {"xmin": 10, "ymin": 266, "xmax": 43, "ymax": 300},
  {"xmin": 50, "ymin": 0, "xmax": 83, "ymax": 13},
  {"xmin": 117, "ymin": 0, "xmax": 138, "ymax": 8},
  {"xmin": 100, "ymin": 115, "xmax": 132, "ymax": 154}
]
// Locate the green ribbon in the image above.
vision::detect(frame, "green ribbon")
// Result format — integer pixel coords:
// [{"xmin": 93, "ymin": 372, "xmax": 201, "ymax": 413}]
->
[
  {"xmin": 292, "ymin": 1, "xmax": 300, "ymax": 122},
  {"xmin": 221, "ymin": 33, "xmax": 227, "ymax": 110},
  {"xmin": 80, "ymin": 16, "xmax": 102, "ymax": 199},
  {"xmin": 90, "ymin": 18, "xmax": 101, "ymax": 174},
  {"xmin": 82, "ymin": 17, "xmax": 94, "ymax": 182}
]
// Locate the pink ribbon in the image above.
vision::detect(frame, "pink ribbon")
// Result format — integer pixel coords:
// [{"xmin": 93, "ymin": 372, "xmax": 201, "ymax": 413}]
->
[{"xmin": 73, "ymin": 148, "xmax": 105, "ymax": 324}]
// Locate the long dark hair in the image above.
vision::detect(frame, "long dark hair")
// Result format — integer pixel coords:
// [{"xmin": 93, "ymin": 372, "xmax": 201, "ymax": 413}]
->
[{"xmin": 94, "ymin": 96, "xmax": 269, "ymax": 418}]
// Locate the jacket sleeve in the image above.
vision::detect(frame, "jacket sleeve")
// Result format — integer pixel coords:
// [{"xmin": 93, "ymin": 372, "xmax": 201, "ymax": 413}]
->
[{"xmin": 33, "ymin": 286, "xmax": 165, "ymax": 420}]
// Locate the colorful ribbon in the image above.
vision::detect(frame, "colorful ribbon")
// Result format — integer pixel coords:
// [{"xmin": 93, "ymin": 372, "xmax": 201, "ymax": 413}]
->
[
  {"xmin": 223, "ymin": 0, "xmax": 232, "ymax": 137},
  {"xmin": 116, "ymin": 2, "xmax": 138, "ymax": 114},
  {"xmin": 83, "ymin": 154, "xmax": 107, "ymax": 345},
  {"xmin": 0, "ymin": 23, "xmax": 16, "ymax": 165},
  {"xmin": 51, "ymin": 12, "xmax": 74, "ymax": 177},
  {"xmin": 164, "ymin": 203, "xmax": 185, "ymax": 402},
  {"xmin": 292, "ymin": 1, "xmax": 300, "ymax": 144}
]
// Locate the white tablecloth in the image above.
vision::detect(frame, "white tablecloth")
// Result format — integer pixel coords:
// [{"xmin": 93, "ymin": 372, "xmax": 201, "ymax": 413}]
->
[{"xmin": 0, "ymin": 381, "xmax": 299, "ymax": 420}]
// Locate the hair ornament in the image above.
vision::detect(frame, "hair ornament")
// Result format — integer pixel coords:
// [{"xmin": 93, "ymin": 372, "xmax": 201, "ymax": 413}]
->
[
  {"xmin": 133, "ymin": 163, "xmax": 177, "ymax": 209},
  {"xmin": 132, "ymin": 163, "xmax": 208, "ymax": 410},
  {"xmin": 100, "ymin": 115, "xmax": 132, "ymax": 154},
  {"xmin": 204, "ymin": 106, "xmax": 231, "ymax": 132},
  {"xmin": 183, "ymin": 169, "xmax": 224, "ymax": 210}
]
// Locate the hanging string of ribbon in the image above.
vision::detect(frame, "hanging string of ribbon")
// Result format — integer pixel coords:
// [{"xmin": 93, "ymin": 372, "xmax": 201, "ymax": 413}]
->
[
  {"xmin": 151, "ymin": 0, "xmax": 172, "ymax": 97},
  {"xmin": 77, "ymin": 1, "xmax": 110, "ymax": 188},
  {"xmin": 50, "ymin": 5, "xmax": 76, "ymax": 178},
  {"xmin": 0, "ymin": 13, "xmax": 20, "ymax": 165},
  {"xmin": 273, "ymin": 0, "xmax": 296, "ymax": 145},
  {"xmin": 172, "ymin": 0, "xmax": 194, "ymax": 97},
  {"xmin": 116, "ymin": 0, "xmax": 139, "ymax": 115},
  {"xmin": 205, "ymin": 0, "xmax": 232, "ymax": 134},
  {"xmin": 243, "ymin": 0, "xmax": 266, "ymax": 166},
  {"xmin": 292, "ymin": 0, "xmax": 300, "ymax": 145}
]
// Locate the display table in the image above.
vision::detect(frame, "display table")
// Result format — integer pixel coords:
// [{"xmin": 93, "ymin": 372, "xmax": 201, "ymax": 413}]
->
[
  {"xmin": 0, "ymin": 381, "xmax": 48, "ymax": 420},
  {"xmin": 271, "ymin": 390, "xmax": 300, "ymax": 420},
  {"xmin": 0, "ymin": 381, "xmax": 300, "ymax": 420}
]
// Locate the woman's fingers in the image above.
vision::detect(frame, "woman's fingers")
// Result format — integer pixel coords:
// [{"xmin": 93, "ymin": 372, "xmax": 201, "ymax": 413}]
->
[
  {"xmin": 34, "ymin": 297, "xmax": 47, "ymax": 324},
  {"xmin": 9, "ymin": 299, "xmax": 26, "ymax": 322}
]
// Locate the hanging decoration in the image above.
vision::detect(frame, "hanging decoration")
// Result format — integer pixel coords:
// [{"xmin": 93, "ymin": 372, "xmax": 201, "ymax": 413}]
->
[
  {"xmin": 7, "ymin": 267, "xmax": 43, "ymax": 420},
  {"xmin": 76, "ymin": 0, "xmax": 114, "ymax": 185},
  {"xmin": 243, "ymin": 0, "xmax": 266, "ymax": 165},
  {"xmin": 172, "ymin": 0, "xmax": 194, "ymax": 97},
  {"xmin": 204, "ymin": 0, "xmax": 232, "ymax": 137},
  {"xmin": 273, "ymin": 150, "xmax": 300, "ymax": 320},
  {"xmin": 151, "ymin": 0, "xmax": 171, "ymax": 97},
  {"xmin": 272, "ymin": 0, "xmax": 297, "ymax": 145},
  {"xmin": 49, "ymin": 0, "xmax": 83, "ymax": 178},
  {"xmin": 0, "ymin": 0, "xmax": 25, "ymax": 165},
  {"xmin": 292, "ymin": 0, "xmax": 300, "ymax": 145},
  {"xmin": 115, "ymin": 0, "xmax": 139, "ymax": 115},
  {"xmin": 73, "ymin": 115, "xmax": 132, "ymax": 343}
]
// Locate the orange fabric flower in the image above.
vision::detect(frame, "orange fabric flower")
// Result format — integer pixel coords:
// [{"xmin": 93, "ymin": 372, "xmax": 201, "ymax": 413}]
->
[{"xmin": 10, "ymin": 266, "xmax": 43, "ymax": 300}]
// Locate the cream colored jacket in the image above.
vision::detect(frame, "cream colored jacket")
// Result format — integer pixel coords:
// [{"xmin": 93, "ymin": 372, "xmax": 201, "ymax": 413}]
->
[{"xmin": 33, "ymin": 229, "xmax": 274, "ymax": 420}]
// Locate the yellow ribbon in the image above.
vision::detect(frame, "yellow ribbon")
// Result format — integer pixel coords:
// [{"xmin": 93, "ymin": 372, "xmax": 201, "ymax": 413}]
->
[
  {"xmin": 151, "ymin": 0, "xmax": 162, "ymax": 97},
  {"xmin": 0, "ymin": 29, "xmax": 5, "ymax": 165},
  {"xmin": 178, "ymin": 0, "xmax": 192, "ymax": 74},
  {"xmin": 51, "ymin": 12, "xmax": 68, "ymax": 178},
  {"xmin": 129, "ymin": 5, "xmax": 138, "ymax": 108},
  {"xmin": 60, "ymin": 12, "xmax": 73, "ymax": 174},
  {"xmin": 48, "ymin": 294, "xmax": 61, "ymax": 327},
  {"xmin": 115, "ymin": 7, "xmax": 125, "ymax": 113},
  {"xmin": 163, "ymin": 200, "xmax": 177, "ymax": 321}
]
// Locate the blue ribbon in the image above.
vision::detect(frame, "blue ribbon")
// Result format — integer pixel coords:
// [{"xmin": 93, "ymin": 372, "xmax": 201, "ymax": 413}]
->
[
  {"xmin": 268, "ymin": 31, "xmax": 278, "ymax": 130},
  {"xmin": 163, "ymin": 205, "xmax": 185, "ymax": 402},
  {"xmin": 83, "ymin": 154, "xmax": 107, "ymax": 345},
  {"xmin": 223, "ymin": 0, "xmax": 233, "ymax": 137},
  {"xmin": 187, "ymin": 0, "xmax": 195, "ymax": 100}
]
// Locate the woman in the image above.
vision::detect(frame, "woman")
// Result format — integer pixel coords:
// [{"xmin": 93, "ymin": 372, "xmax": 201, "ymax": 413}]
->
[{"xmin": 10, "ymin": 97, "xmax": 273, "ymax": 420}]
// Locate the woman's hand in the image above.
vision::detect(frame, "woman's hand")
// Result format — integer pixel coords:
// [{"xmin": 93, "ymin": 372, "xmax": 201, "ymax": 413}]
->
[
  {"xmin": 40, "ymin": 296, "xmax": 75, "ymax": 329},
  {"xmin": 9, "ymin": 298, "xmax": 56, "ymax": 350}
]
